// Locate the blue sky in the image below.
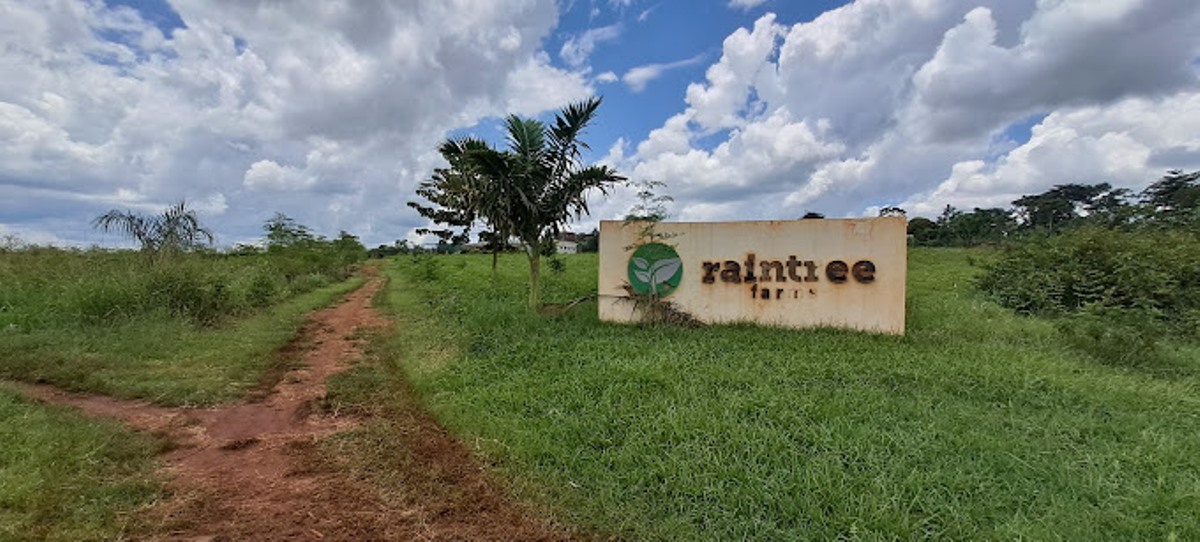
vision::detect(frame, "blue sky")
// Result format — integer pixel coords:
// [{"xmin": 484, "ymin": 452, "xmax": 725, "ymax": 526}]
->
[
  {"xmin": 2, "ymin": 0, "xmax": 1199, "ymax": 247},
  {"xmin": 448, "ymin": 1, "xmax": 858, "ymax": 161},
  {"xmin": 546, "ymin": 0, "xmax": 851, "ymax": 154}
]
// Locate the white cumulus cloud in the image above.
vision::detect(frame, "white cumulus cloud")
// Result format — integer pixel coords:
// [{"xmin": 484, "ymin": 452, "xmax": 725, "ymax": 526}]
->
[
  {"xmin": 0, "ymin": 0, "xmax": 593, "ymax": 246},
  {"xmin": 615, "ymin": 0, "xmax": 1200, "ymax": 224}
]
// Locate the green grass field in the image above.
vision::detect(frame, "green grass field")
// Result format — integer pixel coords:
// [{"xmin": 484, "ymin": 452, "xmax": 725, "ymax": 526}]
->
[{"xmin": 334, "ymin": 249, "xmax": 1200, "ymax": 540}]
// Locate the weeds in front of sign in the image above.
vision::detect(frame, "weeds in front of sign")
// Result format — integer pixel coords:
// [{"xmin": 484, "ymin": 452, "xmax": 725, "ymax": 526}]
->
[
  {"xmin": 619, "ymin": 284, "xmax": 702, "ymax": 327},
  {"xmin": 622, "ymin": 179, "xmax": 676, "ymax": 247},
  {"xmin": 617, "ymin": 179, "xmax": 699, "ymax": 326}
]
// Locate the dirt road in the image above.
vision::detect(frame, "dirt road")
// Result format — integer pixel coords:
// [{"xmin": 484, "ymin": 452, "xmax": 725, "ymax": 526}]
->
[{"xmin": 16, "ymin": 272, "xmax": 573, "ymax": 541}]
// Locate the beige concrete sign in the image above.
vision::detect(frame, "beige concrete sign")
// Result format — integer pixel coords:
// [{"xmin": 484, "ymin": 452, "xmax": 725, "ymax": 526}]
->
[{"xmin": 598, "ymin": 218, "xmax": 907, "ymax": 334}]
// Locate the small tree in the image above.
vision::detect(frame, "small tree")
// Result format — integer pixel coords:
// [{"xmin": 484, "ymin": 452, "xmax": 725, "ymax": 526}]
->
[
  {"xmin": 478, "ymin": 230, "xmax": 511, "ymax": 269},
  {"xmin": 577, "ymin": 228, "xmax": 600, "ymax": 253},
  {"xmin": 93, "ymin": 200, "xmax": 213, "ymax": 259},
  {"xmin": 263, "ymin": 213, "xmax": 317, "ymax": 249},
  {"xmin": 1, "ymin": 234, "xmax": 26, "ymax": 252},
  {"xmin": 907, "ymin": 217, "xmax": 937, "ymax": 243},
  {"xmin": 1140, "ymin": 169, "xmax": 1200, "ymax": 229},
  {"xmin": 445, "ymin": 97, "xmax": 625, "ymax": 308},
  {"xmin": 1012, "ymin": 183, "xmax": 1113, "ymax": 231},
  {"xmin": 624, "ymin": 179, "xmax": 674, "ymax": 245}
]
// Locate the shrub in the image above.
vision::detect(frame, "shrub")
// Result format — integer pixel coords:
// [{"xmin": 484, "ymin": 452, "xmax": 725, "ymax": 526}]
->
[
  {"xmin": 411, "ymin": 254, "xmax": 442, "ymax": 282},
  {"xmin": 979, "ymin": 228, "xmax": 1200, "ymax": 318},
  {"xmin": 242, "ymin": 267, "xmax": 283, "ymax": 308},
  {"xmin": 287, "ymin": 273, "xmax": 329, "ymax": 296},
  {"xmin": 979, "ymin": 227, "xmax": 1200, "ymax": 364},
  {"xmin": 144, "ymin": 264, "xmax": 236, "ymax": 326}
]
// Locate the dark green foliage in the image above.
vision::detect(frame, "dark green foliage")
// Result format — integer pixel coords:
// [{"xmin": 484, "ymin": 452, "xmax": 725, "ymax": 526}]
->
[
  {"xmin": 1140, "ymin": 169, "xmax": 1200, "ymax": 230},
  {"xmin": 1142, "ymin": 169, "xmax": 1200, "ymax": 215},
  {"xmin": 906, "ymin": 216, "xmax": 936, "ymax": 239},
  {"xmin": 367, "ymin": 240, "xmax": 415, "ymax": 259},
  {"xmin": 244, "ymin": 268, "xmax": 283, "ymax": 307},
  {"xmin": 978, "ymin": 228, "xmax": 1200, "ymax": 363},
  {"xmin": 1012, "ymin": 183, "xmax": 1115, "ymax": 231},
  {"xmin": 978, "ymin": 228, "xmax": 1200, "ymax": 318},
  {"xmin": 576, "ymin": 229, "xmax": 599, "ymax": 253},
  {"xmin": 263, "ymin": 213, "xmax": 317, "ymax": 248},
  {"xmin": 144, "ymin": 264, "xmax": 234, "ymax": 326},
  {"xmin": 265, "ymin": 216, "xmax": 367, "ymax": 267},
  {"xmin": 905, "ymin": 205, "xmax": 1015, "ymax": 246},
  {"xmin": 967, "ymin": 172, "xmax": 1200, "ymax": 365},
  {"xmin": 924, "ymin": 205, "xmax": 1017, "ymax": 246},
  {"xmin": 406, "ymin": 138, "xmax": 492, "ymax": 245},
  {"xmin": 263, "ymin": 215, "xmax": 365, "ymax": 282},
  {"xmin": 911, "ymin": 170, "xmax": 1199, "ymax": 248}
]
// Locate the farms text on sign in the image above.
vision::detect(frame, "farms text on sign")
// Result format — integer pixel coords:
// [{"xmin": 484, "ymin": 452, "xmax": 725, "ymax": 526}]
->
[{"xmin": 598, "ymin": 218, "xmax": 907, "ymax": 334}]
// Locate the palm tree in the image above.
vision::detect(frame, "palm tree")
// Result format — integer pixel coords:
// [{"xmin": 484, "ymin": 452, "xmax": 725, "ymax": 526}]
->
[
  {"xmin": 462, "ymin": 97, "xmax": 625, "ymax": 308},
  {"xmin": 93, "ymin": 200, "xmax": 214, "ymax": 259}
]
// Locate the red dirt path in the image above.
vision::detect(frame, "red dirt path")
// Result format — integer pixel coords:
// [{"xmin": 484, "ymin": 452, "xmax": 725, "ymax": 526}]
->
[{"xmin": 15, "ymin": 272, "xmax": 575, "ymax": 541}]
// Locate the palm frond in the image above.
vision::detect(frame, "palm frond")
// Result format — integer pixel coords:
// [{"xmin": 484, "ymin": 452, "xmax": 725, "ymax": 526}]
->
[
  {"xmin": 92, "ymin": 200, "xmax": 213, "ymax": 254},
  {"xmin": 545, "ymin": 97, "xmax": 603, "ymax": 181},
  {"xmin": 439, "ymin": 137, "xmax": 491, "ymax": 162},
  {"xmin": 505, "ymin": 115, "xmax": 547, "ymax": 163},
  {"xmin": 552, "ymin": 97, "xmax": 602, "ymax": 149},
  {"xmin": 550, "ymin": 165, "xmax": 626, "ymax": 219}
]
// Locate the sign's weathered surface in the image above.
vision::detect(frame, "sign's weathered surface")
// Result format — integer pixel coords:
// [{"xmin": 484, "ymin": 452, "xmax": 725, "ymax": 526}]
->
[{"xmin": 598, "ymin": 218, "xmax": 907, "ymax": 334}]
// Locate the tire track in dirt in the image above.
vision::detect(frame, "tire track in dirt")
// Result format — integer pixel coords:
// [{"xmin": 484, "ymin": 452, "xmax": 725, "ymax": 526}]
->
[{"xmin": 14, "ymin": 270, "xmax": 575, "ymax": 541}]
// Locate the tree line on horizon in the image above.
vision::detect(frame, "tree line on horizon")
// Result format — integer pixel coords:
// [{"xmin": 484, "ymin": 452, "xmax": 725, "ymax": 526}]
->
[{"xmin": 898, "ymin": 169, "xmax": 1200, "ymax": 246}]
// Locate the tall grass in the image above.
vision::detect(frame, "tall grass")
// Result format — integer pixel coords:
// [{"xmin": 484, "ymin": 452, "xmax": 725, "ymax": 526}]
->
[
  {"xmin": 0, "ymin": 246, "xmax": 357, "ymax": 330},
  {"xmin": 0, "ymin": 246, "xmax": 365, "ymax": 405},
  {"xmin": 337, "ymin": 250, "xmax": 1200, "ymax": 540}
]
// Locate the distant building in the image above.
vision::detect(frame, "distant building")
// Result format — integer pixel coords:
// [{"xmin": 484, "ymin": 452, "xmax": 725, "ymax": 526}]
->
[{"xmin": 556, "ymin": 239, "xmax": 579, "ymax": 254}]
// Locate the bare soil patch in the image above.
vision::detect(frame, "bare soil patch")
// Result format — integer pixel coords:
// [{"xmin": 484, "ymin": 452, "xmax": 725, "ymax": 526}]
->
[{"xmin": 15, "ymin": 271, "xmax": 575, "ymax": 541}]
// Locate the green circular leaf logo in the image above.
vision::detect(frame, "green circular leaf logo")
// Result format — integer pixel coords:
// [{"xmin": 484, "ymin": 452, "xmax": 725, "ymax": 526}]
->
[{"xmin": 628, "ymin": 243, "xmax": 683, "ymax": 296}]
